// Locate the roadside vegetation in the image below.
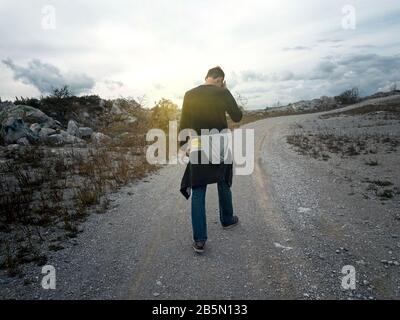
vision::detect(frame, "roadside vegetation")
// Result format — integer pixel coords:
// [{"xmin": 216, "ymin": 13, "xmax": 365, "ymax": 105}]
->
[{"xmin": 0, "ymin": 88, "xmax": 179, "ymax": 277}]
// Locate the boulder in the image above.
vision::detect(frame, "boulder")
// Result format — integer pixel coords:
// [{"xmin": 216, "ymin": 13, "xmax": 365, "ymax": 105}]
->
[
  {"xmin": 41, "ymin": 119, "xmax": 61, "ymax": 129},
  {"xmin": 67, "ymin": 120, "xmax": 79, "ymax": 137},
  {"xmin": 38, "ymin": 127, "xmax": 57, "ymax": 142},
  {"xmin": 91, "ymin": 132, "xmax": 111, "ymax": 145},
  {"xmin": 47, "ymin": 131, "xmax": 84, "ymax": 146},
  {"xmin": 47, "ymin": 134, "xmax": 64, "ymax": 146},
  {"xmin": 60, "ymin": 130, "xmax": 84, "ymax": 144},
  {"xmin": 82, "ymin": 111, "xmax": 90, "ymax": 119},
  {"xmin": 1, "ymin": 117, "xmax": 38, "ymax": 144},
  {"xmin": 111, "ymin": 102, "xmax": 123, "ymax": 115},
  {"xmin": 0, "ymin": 105, "xmax": 60, "ymax": 128},
  {"xmin": 16, "ymin": 137, "xmax": 30, "ymax": 146},
  {"xmin": 78, "ymin": 127, "xmax": 93, "ymax": 139},
  {"xmin": 40, "ymin": 127, "xmax": 56, "ymax": 136}
]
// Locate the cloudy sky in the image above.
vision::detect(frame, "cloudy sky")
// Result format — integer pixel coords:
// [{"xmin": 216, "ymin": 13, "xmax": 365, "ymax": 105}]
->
[{"xmin": 1, "ymin": 0, "xmax": 399, "ymax": 109}]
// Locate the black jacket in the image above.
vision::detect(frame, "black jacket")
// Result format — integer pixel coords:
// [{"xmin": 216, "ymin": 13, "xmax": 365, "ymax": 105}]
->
[{"xmin": 178, "ymin": 84, "xmax": 243, "ymax": 199}]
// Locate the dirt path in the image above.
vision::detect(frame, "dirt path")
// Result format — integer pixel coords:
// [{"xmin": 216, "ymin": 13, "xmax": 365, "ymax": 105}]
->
[{"xmin": 2, "ymin": 95, "xmax": 399, "ymax": 299}]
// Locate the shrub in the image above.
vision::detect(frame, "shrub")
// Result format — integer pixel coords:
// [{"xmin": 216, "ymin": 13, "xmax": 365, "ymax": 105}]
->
[
  {"xmin": 150, "ymin": 98, "xmax": 180, "ymax": 132},
  {"xmin": 334, "ymin": 87, "xmax": 360, "ymax": 105},
  {"xmin": 50, "ymin": 85, "xmax": 71, "ymax": 99},
  {"xmin": 14, "ymin": 97, "xmax": 41, "ymax": 108}
]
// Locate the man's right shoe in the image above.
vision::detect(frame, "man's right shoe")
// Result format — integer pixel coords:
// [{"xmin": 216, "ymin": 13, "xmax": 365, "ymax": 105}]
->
[
  {"xmin": 192, "ymin": 241, "xmax": 206, "ymax": 253},
  {"xmin": 222, "ymin": 216, "xmax": 239, "ymax": 229}
]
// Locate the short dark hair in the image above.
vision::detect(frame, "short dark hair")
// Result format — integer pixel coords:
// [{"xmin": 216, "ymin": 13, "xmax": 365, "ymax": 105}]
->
[{"xmin": 205, "ymin": 66, "xmax": 225, "ymax": 79}]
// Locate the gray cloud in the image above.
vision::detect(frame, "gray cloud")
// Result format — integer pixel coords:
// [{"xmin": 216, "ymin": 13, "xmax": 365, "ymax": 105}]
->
[
  {"xmin": 317, "ymin": 39, "xmax": 343, "ymax": 43},
  {"xmin": 2, "ymin": 58, "xmax": 95, "ymax": 95},
  {"xmin": 330, "ymin": 53, "xmax": 398, "ymax": 94},
  {"xmin": 153, "ymin": 83, "xmax": 164, "ymax": 90},
  {"xmin": 104, "ymin": 79, "xmax": 124, "ymax": 90},
  {"xmin": 0, "ymin": 1, "xmax": 399, "ymax": 108},
  {"xmin": 272, "ymin": 70, "xmax": 295, "ymax": 81},
  {"xmin": 352, "ymin": 44, "xmax": 376, "ymax": 49},
  {"xmin": 311, "ymin": 53, "xmax": 400, "ymax": 84},
  {"xmin": 233, "ymin": 53, "xmax": 400, "ymax": 107},
  {"xmin": 240, "ymin": 70, "xmax": 270, "ymax": 82},
  {"xmin": 283, "ymin": 46, "xmax": 311, "ymax": 51},
  {"xmin": 308, "ymin": 60, "xmax": 337, "ymax": 80},
  {"xmin": 233, "ymin": 70, "xmax": 295, "ymax": 84}
]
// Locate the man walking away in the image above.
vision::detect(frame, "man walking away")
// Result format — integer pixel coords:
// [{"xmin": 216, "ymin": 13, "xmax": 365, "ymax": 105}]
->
[{"xmin": 178, "ymin": 66, "xmax": 243, "ymax": 253}]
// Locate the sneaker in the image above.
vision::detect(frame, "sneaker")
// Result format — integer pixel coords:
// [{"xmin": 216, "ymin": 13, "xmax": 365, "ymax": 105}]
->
[
  {"xmin": 222, "ymin": 216, "xmax": 239, "ymax": 229},
  {"xmin": 192, "ymin": 241, "xmax": 206, "ymax": 253}
]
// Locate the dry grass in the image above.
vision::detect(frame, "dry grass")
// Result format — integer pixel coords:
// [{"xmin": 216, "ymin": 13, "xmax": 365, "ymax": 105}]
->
[
  {"xmin": 320, "ymin": 101, "xmax": 400, "ymax": 119},
  {"xmin": 287, "ymin": 130, "xmax": 400, "ymax": 160},
  {"xmin": 0, "ymin": 142, "xmax": 156, "ymax": 276}
]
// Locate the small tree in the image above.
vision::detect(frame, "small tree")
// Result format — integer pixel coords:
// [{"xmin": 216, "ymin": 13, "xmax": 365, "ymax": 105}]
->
[
  {"xmin": 334, "ymin": 87, "xmax": 359, "ymax": 105},
  {"xmin": 136, "ymin": 94, "xmax": 148, "ymax": 108},
  {"xmin": 150, "ymin": 98, "xmax": 179, "ymax": 132},
  {"xmin": 50, "ymin": 85, "xmax": 71, "ymax": 99}
]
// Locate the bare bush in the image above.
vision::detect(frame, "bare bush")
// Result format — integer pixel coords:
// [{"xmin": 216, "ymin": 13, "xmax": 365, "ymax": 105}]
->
[{"xmin": 334, "ymin": 87, "xmax": 360, "ymax": 105}]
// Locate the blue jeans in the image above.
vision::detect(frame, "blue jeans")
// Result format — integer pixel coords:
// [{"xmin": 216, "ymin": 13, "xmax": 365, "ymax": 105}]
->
[{"xmin": 191, "ymin": 180, "xmax": 235, "ymax": 242}]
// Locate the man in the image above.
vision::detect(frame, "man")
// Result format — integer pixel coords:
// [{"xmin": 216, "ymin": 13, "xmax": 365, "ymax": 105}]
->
[{"xmin": 178, "ymin": 66, "xmax": 243, "ymax": 253}]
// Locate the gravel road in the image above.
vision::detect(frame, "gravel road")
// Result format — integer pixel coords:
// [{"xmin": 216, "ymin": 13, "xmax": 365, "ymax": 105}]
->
[{"xmin": 2, "ymin": 95, "xmax": 400, "ymax": 299}]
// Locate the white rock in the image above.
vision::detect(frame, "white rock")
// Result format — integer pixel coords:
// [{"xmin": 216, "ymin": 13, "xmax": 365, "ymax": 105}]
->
[
  {"xmin": 111, "ymin": 103, "xmax": 123, "ymax": 115},
  {"xmin": 298, "ymin": 207, "xmax": 311, "ymax": 213},
  {"xmin": 67, "ymin": 120, "xmax": 80, "ymax": 137},
  {"xmin": 125, "ymin": 116, "xmax": 137, "ymax": 124},
  {"xmin": 91, "ymin": 132, "xmax": 111, "ymax": 145},
  {"xmin": 274, "ymin": 242, "xmax": 293, "ymax": 251},
  {"xmin": 47, "ymin": 131, "xmax": 84, "ymax": 145},
  {"xmin": 30, "ymin": 123, "xmax": 41, "ymax": 134}
]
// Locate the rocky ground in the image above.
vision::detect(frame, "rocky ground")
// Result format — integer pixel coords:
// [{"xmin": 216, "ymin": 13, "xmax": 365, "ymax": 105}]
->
[
  {"xmin": 270, "ymin": 95, "xmax": 400, "ymax": 299},
  {"xmin": 0, "ymin": 97, "xmax": 158, "ymax": 280}
]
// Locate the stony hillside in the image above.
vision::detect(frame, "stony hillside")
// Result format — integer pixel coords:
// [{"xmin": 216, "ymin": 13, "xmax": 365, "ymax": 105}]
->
[{"xmin": 0, "ymin": 95, "xmax": 160, "ymax": 277}]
